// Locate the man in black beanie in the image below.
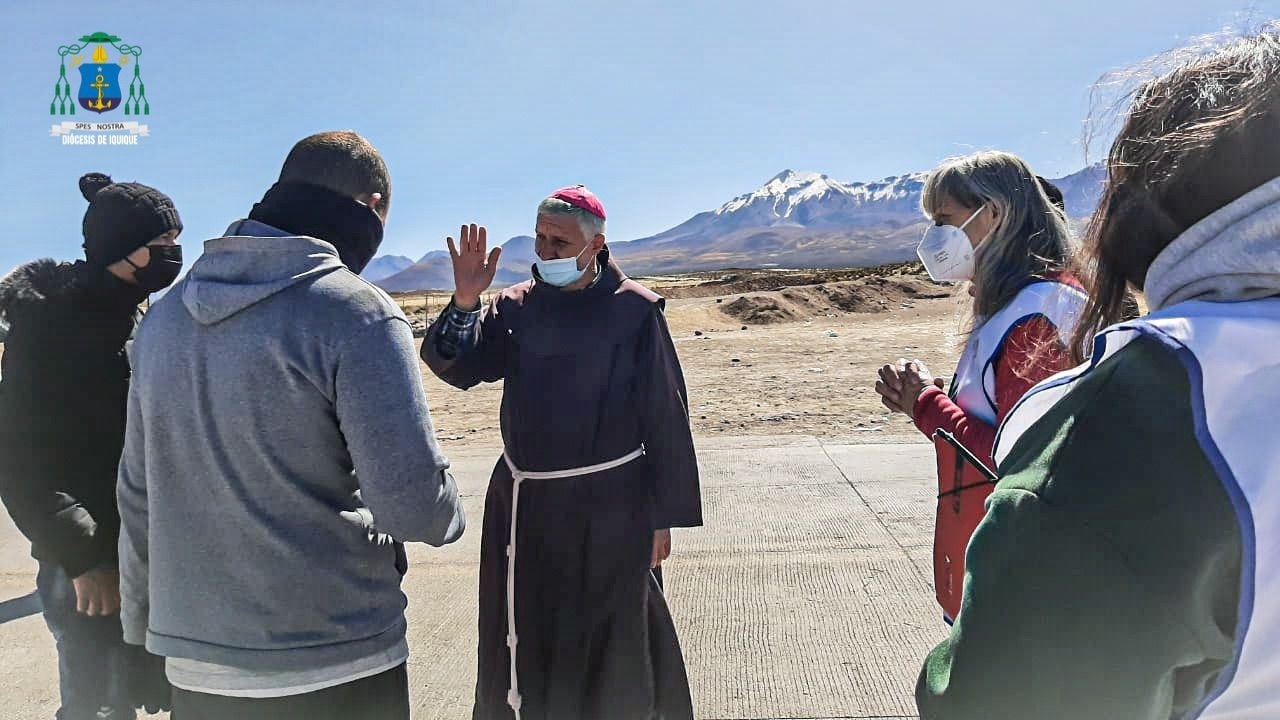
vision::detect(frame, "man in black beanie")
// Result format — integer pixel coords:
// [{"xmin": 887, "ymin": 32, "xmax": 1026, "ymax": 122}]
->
[{"xmin": 0, "ymin": 172, "xmax": 183, "ymax": 719}]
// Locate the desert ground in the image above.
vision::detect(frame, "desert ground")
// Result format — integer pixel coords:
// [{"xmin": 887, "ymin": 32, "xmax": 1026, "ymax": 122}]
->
[{"xmin": 398, "ymin": 265, "xmax": 969, "ymax": 449}]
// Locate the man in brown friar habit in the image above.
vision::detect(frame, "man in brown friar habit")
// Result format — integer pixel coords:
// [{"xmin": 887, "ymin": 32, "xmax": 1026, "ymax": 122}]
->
[{"xmin": 422, "ymin": 185, "xmax": 703, "ymax": 720}]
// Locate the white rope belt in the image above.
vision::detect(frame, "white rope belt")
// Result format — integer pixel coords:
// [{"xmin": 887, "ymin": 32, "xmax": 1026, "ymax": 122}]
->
[{"xmin": 500, "ymin": 446, "xmax": 646, "ymax": 719}]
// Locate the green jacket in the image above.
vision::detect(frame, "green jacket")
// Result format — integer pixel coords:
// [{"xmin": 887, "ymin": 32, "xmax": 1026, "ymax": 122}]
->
[{"xmin": 917, "ymin": 334, "xmax": 1242, "ymax": 719}]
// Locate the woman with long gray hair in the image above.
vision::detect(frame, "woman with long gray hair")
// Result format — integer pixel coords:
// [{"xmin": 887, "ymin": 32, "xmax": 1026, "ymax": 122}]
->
[{"xmin": 874, "ymin": 150, "xmax": 1087, "ymax": 622}]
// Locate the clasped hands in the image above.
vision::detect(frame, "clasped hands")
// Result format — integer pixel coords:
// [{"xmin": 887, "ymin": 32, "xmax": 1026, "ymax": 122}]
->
[{"xmin": 875, "ymin": 359, "xmax": 945, "ymax": 418}]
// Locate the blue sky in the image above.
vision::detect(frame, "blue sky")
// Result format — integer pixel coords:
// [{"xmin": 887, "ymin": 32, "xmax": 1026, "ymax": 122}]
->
[{"xmin": 1, "ymin": 0, "xmax": 1275, "ymax": 273}]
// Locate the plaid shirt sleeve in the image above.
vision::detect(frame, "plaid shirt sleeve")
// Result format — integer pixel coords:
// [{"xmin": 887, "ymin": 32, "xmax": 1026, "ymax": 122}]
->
[{"xmin": 434, "ymin": 300, "xmax": 482, "ymax": 360}]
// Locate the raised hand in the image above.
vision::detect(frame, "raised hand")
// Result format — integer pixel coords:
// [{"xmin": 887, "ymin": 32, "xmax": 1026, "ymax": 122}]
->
[{"xmin": 448, "ymin": 224, "xmax": 502, "ymax": 311}]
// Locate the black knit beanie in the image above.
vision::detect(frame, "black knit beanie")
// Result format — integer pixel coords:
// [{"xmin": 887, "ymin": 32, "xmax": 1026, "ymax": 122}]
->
[{"xmin": 80, "ymin": 172, "xmax": 183, "ymax": 267}]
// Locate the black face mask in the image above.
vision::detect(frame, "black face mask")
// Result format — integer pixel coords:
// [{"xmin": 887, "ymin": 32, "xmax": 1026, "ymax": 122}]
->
[{"xmin": 125, "ymin": 244, "xmax": 184, "ymax": 292}]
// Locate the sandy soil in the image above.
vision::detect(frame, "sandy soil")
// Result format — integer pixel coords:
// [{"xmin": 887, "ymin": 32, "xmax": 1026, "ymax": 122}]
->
[{"xmin": 417, "ymin": 270, "xmax": 971, "ymax": 448}]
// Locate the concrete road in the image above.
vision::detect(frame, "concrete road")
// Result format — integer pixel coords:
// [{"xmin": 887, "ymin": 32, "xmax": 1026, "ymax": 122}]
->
[{"xmin": 0, "ymin": 436, "xmax": 947, "ymax": 720}]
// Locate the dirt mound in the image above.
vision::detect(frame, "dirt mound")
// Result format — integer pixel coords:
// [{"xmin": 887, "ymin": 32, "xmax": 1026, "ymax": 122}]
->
[
  {"xmin": 723, "ymin": 296, "xmax": 799, "ymax": 324},
  {"xmin": 720, "ymin": 274, "xmax": 954, "ymax": 325},
  {"xmin": 658, "ymin": 261, "xmax": 927, "ymax": 299}
]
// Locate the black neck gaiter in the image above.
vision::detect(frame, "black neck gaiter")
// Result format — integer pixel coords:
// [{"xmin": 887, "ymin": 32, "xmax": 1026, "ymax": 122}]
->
[{"xmin": 248, "ymin": 181, "xmax": 384, "ymax": 274}]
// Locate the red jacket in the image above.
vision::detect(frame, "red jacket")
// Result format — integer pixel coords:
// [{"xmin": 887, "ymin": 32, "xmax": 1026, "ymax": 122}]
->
[{"xmin": 913, "ymin": 274, "xmax": 1081, "ymax": 470}]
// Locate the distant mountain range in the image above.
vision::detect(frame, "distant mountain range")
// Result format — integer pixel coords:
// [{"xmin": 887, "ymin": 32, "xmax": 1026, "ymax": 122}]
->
[
  {"xmin": 372, "ymin": 238, "xmax": 537, "ymax": 293},
  {"xmin": 366, "ymin": 165, "xmax": 1106, "ymax": 291},
  {"xmin": 361, "ymin": 255, "xmax": 415, "ymax": 282}
]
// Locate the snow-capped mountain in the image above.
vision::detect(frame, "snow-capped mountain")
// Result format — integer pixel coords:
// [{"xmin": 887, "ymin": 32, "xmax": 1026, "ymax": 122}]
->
[
  {"xmin": 607, "ymin": 170, "xmax": 931, "ymax": 273},
  {"xmin": 713, "ymin": 169, "xmax": 928, "ymax": 229},
  {"xmin": 607, "ymin": 165, "xmax": 1103, "ymax": 274},
  {"xmin": 372, "ymin": 164, "xmax": 1106, "ymax": 289}
]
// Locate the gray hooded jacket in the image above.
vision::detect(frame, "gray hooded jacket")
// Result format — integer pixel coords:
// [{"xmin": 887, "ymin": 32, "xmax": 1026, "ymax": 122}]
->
[{"xmin": 118, "ymin": 220, "xmax": 464, "ymax": 672}]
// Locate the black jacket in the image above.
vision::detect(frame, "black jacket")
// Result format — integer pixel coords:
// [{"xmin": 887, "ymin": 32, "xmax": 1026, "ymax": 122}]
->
[{"xmin": 0, "ymin": 259, "xmax": 142, "ymax": 578}]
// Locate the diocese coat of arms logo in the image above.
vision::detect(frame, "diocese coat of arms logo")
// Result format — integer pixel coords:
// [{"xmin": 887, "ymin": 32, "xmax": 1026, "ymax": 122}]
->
[{"xmin": 51, "ymin": 32, "xmax": 149, "ymax": 116}]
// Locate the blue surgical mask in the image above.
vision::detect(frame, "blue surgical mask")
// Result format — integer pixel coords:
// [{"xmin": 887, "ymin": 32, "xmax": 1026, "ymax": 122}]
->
[{"xmin": 535, "ymin": 242, "xmax": 596, "ymax": 287}]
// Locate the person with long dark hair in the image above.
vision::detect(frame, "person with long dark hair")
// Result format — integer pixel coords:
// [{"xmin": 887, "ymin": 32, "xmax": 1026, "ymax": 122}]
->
[{"xmin": 918, "ymin": 29, "xmax": 1280, "ymax": 719}]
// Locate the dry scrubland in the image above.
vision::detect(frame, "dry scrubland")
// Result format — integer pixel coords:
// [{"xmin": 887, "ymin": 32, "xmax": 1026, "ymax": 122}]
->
[{"xmin": 403, "ymin": 264, "xmax": 969, "ymax": 448}]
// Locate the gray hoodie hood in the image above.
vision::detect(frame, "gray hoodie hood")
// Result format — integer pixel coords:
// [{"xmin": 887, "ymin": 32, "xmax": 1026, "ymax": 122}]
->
[
  {"xmin": 182, "ymin": 220, "xmax": 346, "ymax": 325},
  {"xmin": 1145, "ymin": 176, "xmax": 1280, "ymax": 311}
]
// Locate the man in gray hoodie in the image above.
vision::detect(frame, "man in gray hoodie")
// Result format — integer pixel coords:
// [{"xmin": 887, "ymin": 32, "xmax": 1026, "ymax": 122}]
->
[{"xmin": 117, "ymin": 130, "xmax": 465, "ymax": 720}]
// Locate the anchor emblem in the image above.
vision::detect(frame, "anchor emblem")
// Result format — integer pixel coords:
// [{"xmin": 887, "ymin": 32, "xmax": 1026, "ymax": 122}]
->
[
  {"xmin": 89, "ymin": 73, "xmax": 113, "ymax": 111},
  {"xmin": 77, "ymin": 43, "xmax": 122, "ymax": 114},
  {"xmin": 52, "ymin": 32, "xmax": 148, "ymax": 117}
]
